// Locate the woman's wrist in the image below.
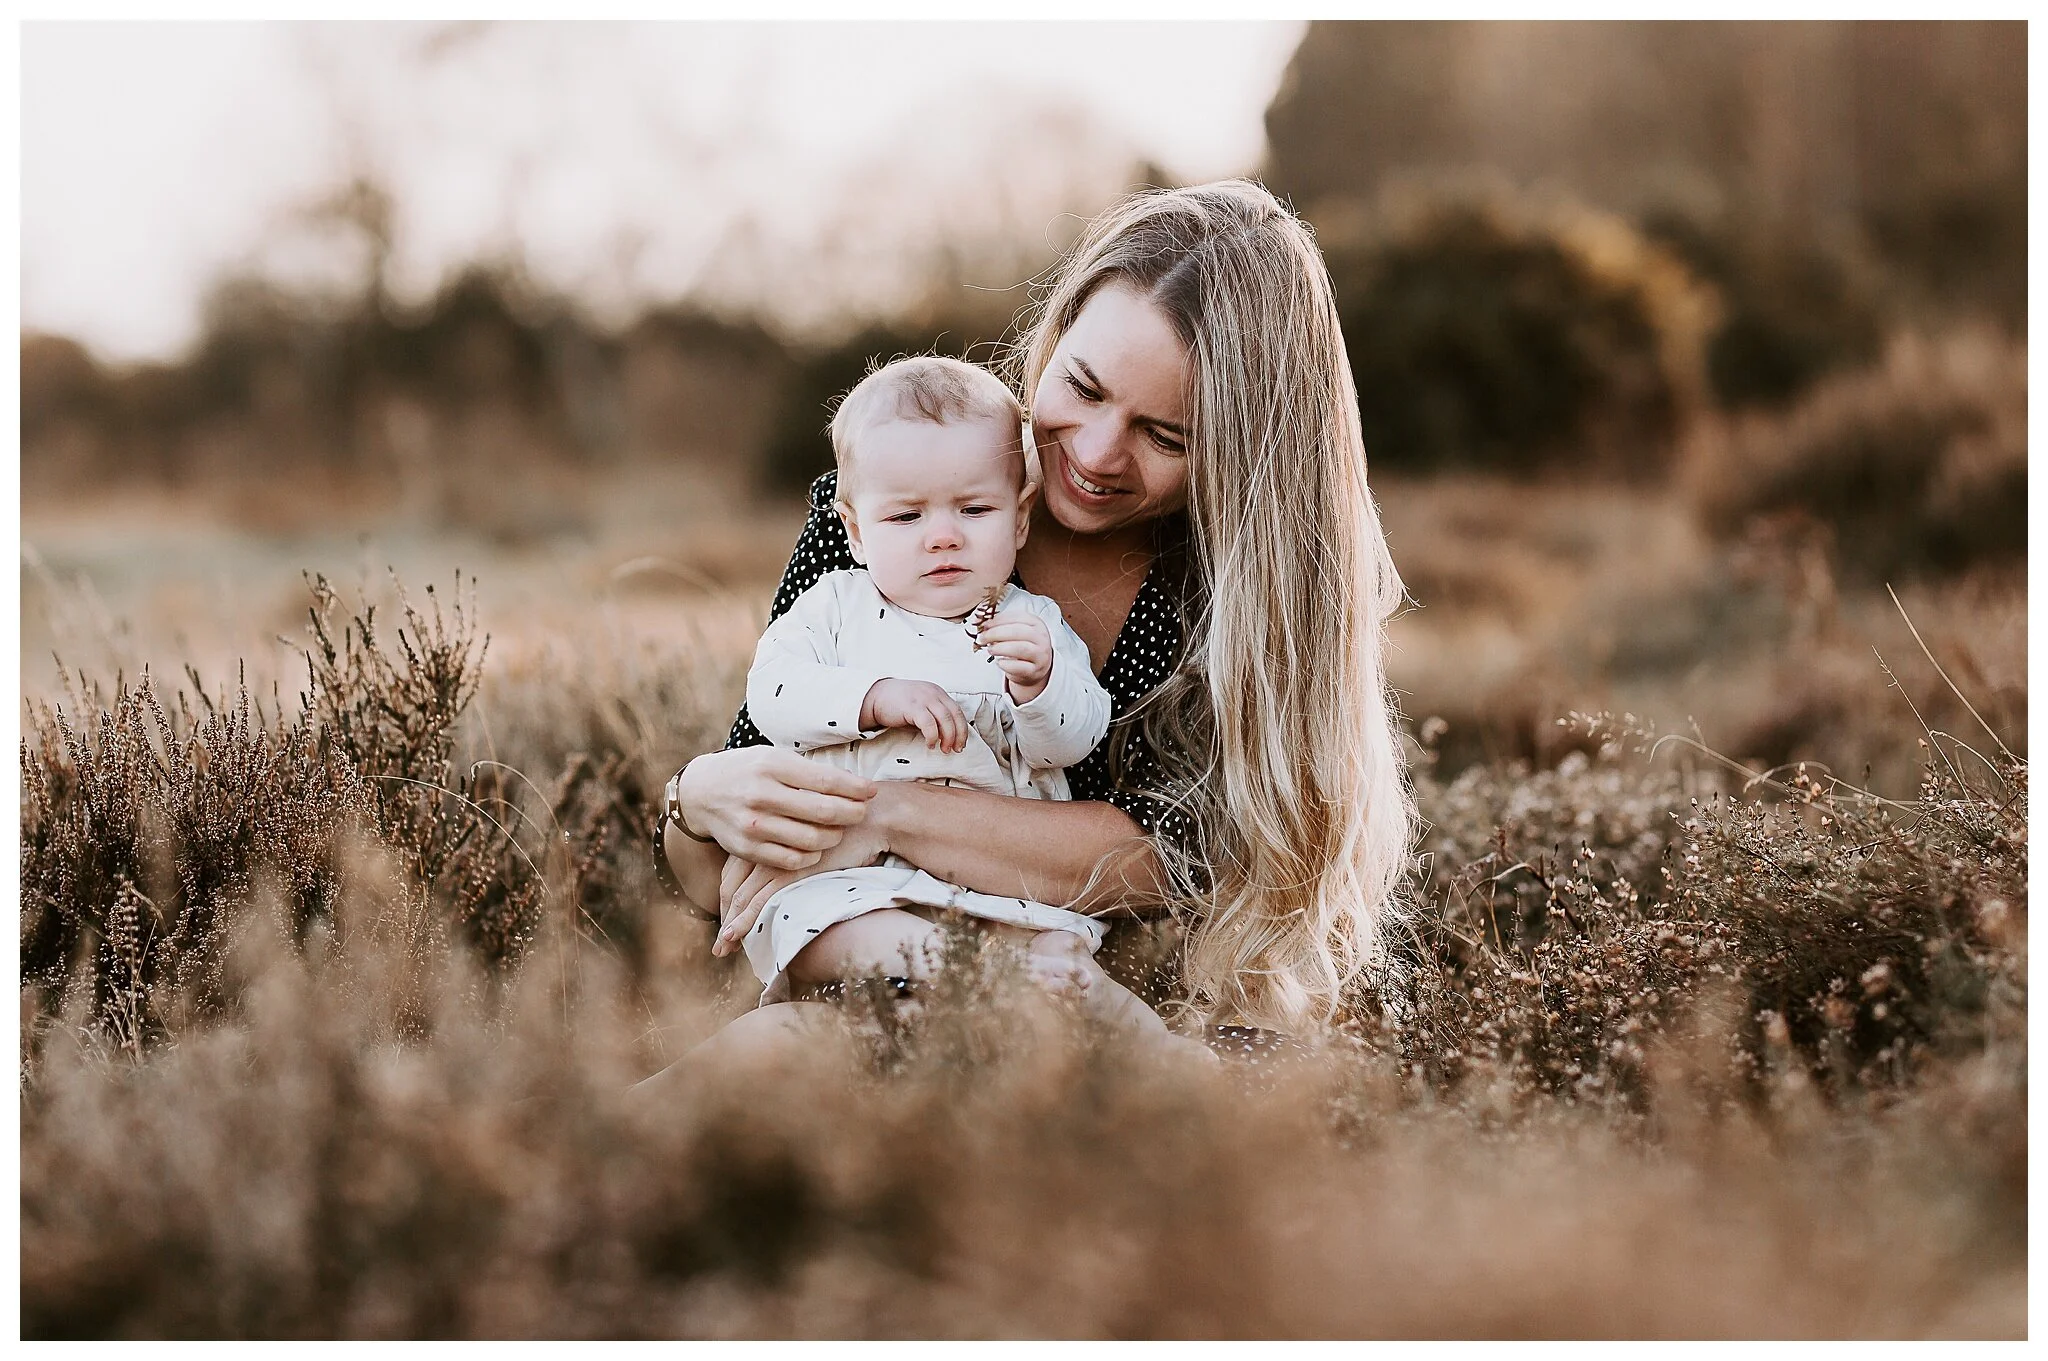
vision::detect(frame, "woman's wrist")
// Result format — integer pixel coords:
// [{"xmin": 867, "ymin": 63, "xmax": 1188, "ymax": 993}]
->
[
  {"xmin": 668, "ymin": 754, "xmax": 720, "ymax": 842},
  {"xmin": 861, "ymin": 778, "xmax": 902, "ymax": 858}
]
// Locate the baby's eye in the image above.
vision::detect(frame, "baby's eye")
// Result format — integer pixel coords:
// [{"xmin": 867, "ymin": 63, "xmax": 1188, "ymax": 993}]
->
[
  {"xmin": 961, "ymin": 504, "xmax": 996, "ymax": 516},
  {"xmin": 884, "ymin": 511, "xmax": 920, "ymax": 524}
]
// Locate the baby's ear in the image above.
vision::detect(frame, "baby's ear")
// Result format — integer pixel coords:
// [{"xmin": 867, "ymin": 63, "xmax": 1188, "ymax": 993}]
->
[
  {"xmin": 835, "ymin": 499, "xmax": 867, "ymax": 565},
  {"xmin": 1014, "ymin": 481, "xmax": 1038, "ymax": 550}
]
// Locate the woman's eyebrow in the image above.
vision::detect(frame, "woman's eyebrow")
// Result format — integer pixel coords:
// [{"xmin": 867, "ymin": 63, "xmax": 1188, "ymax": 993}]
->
[{"xmin": 1072, "ymin": 357, "xmax": 1186, "ymax": 437}]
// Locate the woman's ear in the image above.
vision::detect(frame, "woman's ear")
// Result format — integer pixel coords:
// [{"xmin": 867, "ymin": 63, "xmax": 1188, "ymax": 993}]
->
[{"xmin": 835, "ymin": 499, "xmax": 867, "ymax": 565}]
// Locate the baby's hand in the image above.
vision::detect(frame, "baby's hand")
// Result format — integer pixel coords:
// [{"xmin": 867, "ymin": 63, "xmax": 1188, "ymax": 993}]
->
[
  {"xmin": 860, "ymin": 678, "xmax": 969, "ymax": 753},
  {"xmin": 976, "ymin": 611, "xmax": 1054, "ymax": 704}
]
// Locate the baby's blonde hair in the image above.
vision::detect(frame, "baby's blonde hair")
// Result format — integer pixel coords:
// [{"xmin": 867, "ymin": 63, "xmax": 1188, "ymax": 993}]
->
[{"xmin": 830, "ymin": 354, "xmax": 1026, "ymax": 496}]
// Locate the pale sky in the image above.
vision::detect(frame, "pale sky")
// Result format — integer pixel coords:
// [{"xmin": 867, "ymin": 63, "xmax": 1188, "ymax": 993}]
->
[{"xmin": 22, "ymin": 21, "xmax": 1308, "ymax": 362}]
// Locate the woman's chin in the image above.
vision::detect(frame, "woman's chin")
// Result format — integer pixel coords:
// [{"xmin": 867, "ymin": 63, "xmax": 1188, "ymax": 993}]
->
[{"xmin": 1044, "ymin": 482, "xmax": 1133, "ymax": 537}]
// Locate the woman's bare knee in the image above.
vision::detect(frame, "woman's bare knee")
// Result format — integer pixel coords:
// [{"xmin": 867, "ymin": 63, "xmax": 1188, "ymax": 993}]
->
[{"xmin": 626, "ymin": 1001, "xmax": 850, "ymax": 1103}]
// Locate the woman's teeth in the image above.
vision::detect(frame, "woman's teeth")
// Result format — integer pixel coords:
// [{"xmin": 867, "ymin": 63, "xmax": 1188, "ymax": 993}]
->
[{"xmin": 1072, "ymin": 467, "xmax": 1117, "ymax": 496}]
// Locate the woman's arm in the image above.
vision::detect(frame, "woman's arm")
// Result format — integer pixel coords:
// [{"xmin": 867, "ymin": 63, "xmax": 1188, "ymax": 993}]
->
[
  {"xmin": 869, "ymin": 780, "xmax": 1169, "ymax": 914},
  {"xmin": 712, "ymin": 781, "xmax": 1171, "ymax": 956}
]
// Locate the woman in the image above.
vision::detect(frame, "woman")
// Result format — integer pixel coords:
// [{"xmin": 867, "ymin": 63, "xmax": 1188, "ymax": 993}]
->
[{"xmin": 655, "ymin": 179, "xmax": 1415, "ymax": 1054}]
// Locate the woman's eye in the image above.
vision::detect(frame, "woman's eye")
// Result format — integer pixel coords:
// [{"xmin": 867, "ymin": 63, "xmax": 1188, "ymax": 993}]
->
[
  {"xmin": 1149, "ymin": 428, "xmax": 1187, "ymax": 455},
  {"xmin": 1063, "ymin": 371, "xmax": 1102, "ymax": 402}
]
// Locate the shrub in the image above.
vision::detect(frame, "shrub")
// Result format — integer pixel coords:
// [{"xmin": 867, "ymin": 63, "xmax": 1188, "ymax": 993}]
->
[
  {"xmin": 20, "ymin": 577, "xmax": 551, "ymax": 1050},
  {"xmin": 1689, "ymin": 328, "xmax": 2026, "ymax": 584},
  {"xmin": 1640, "ymin": 213, "xmax": 1888, "ymax": 411},
  {"xmin": 1391, "ymin": 713, "xmax": 2025, "ymax": 1112},
  {"xmin": 1321, "ymin": 183, "xmax": 1715, "ymax": 479}
]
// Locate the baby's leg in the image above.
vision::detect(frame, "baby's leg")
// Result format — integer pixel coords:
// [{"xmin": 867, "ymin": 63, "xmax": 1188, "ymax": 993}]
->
[{"xmin": 785, "ymin": 907, "xmax": 946, "ymax": 988}]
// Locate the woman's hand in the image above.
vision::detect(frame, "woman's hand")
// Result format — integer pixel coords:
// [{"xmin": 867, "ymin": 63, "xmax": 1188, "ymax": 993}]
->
[
  {"xmin": 976, "ymin": 611, "xmax": 1053, "ymax": 704},
  {"xmin": 712, "ymin": 811, "xmax": 891, "ymax": 956},
  {"xmin": 670, "ymin": 745, "xmax": 877, "ymax": 871}
]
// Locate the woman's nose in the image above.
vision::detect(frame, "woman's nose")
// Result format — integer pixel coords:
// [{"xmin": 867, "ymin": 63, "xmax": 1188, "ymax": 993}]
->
[{"xmin": 1070, "ymin": 414, "xmax": 1131, "ymax": 475}]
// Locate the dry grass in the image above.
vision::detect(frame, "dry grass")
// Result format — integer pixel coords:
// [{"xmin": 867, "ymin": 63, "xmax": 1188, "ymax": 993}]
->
[{"xmin": 18, "ymin": 545, "xmax": 2026, "ymax": 1337}]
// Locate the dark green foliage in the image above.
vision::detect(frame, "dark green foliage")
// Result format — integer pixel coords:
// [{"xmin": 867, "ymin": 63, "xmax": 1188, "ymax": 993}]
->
[
  {"xmin": 1327, "ymin": 194, "xmax": 1705, "ymax": 479},
  {"xmin": 1692, "ymin": 329, "xmax": 2026, "ymax": 584}
]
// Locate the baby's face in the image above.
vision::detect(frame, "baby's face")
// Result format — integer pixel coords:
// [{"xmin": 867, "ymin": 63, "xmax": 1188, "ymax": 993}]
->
[{"xmin": 837, "ymin": 415, "xmax": 1032, "ymax": 619}]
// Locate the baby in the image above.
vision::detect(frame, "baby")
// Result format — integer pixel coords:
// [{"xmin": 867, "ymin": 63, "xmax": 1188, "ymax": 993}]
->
[{"xmin": 733, "ymin": 355, "xmax": 1112, "ymax": 1003}]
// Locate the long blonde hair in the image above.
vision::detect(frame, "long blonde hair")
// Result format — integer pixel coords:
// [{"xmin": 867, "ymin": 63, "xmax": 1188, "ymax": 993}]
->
[{"xmin": 1015, "ymin": 180, "xmax": 1416, "ymax": 1033}]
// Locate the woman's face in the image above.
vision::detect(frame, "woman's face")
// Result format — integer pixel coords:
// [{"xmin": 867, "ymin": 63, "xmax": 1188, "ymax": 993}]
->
[{"xmin": 1029, "ymin": 281, "xmax": 1193, "ymax": 538}]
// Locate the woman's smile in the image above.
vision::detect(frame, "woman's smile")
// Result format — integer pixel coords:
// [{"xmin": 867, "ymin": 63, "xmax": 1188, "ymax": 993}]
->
[
  {"xmin": 1029, "ymin": 282, "xmax": 1192, "ymax": 536},
  {"xmin": 1061, "ymin": 450, "xmax": 1126, "ymax": 500}
]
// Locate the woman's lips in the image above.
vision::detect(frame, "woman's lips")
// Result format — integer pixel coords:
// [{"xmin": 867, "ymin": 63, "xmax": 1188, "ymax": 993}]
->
[{"xmin": 1058, "ymin": 449, "xmax": 1124, "ymax": 499}]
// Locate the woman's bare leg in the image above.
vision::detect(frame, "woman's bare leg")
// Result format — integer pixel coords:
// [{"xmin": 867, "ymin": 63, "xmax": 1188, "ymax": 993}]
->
[
  {"xmin": 1028, "ymin": 931, "xmax": 1219, "ymax": 1064},
  {"xmin": 624, "ymin": 1001, "xmax": 855, "ymax": 1105}
]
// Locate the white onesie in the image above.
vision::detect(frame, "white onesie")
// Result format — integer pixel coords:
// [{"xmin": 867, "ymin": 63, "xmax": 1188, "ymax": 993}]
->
[{"xmin": 741, "ymin": 569, "xmax": 1113, "ymax": 1001}]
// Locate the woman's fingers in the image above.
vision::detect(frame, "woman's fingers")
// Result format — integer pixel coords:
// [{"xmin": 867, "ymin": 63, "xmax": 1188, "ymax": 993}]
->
[
  {"xmin": 718, "ymin": 854, "xmax": 752, "ymax": 914},
  {"xmin": 769, "ymin": 786, "xmax": 876, "ymax": 828},
  {"xmin": 744, "ymin": 815, "xmax": 842, "ymax": 855},
  {"xmin": 717, "ymin": 861, "xmax": 791, "ymax": 954},
  {"xmin": 758, "ymin": 749, "xmax": 877, "ymax": 802}
]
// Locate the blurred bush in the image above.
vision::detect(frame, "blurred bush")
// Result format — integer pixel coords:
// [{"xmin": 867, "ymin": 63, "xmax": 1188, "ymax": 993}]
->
[
  {"xmin": 1323, "ymin": 185, "xmax": 1714, "ymax": 479},
  {"xmin": 20, "ymin": 266, "xmax": 798, "ymax": 527},
  {"xmin": 1688, "ymin": 329, "xmax": 2025, "ymax": 585},
  {"xmin": 1641, "ymin": 214, "xmax": 1887, "ymax": 412}
]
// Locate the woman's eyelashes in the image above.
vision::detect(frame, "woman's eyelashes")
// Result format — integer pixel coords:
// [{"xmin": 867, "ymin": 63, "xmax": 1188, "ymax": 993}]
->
[{"xmin": 1064, "ymin": 367, "xmax": 1185, "ymax": 455}]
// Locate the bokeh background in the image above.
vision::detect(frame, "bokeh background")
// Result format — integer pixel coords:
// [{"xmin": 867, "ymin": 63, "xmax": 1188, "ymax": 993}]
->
[{"xmin": 22, "ymin": 18, "xmax": 2027, "ymax": 792}]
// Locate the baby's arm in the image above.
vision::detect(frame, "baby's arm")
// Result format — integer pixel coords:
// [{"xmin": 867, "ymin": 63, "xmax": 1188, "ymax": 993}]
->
[
  {"xmin": 745, "ymin": 573, "xmax": 892, "ymax": 750},
  {"xmin": 1008, "ymin": 602, "xmax": 1112, "ymax": 771}
]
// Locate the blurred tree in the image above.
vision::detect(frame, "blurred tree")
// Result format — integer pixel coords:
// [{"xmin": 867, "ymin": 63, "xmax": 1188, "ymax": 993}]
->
[{"xmin": 1265, "ymin": 20, "xmax": 2025, "ymax": 413}]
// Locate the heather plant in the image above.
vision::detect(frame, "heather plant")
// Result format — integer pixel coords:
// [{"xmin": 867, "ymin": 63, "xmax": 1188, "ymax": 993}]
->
[
  {"xmin": 299, "ymin": 573, "xmax": 546, "ymax": 964},
  {"xmin": 21, "ymin": 576, "xmax": 561, "ymax": 1052},
  {"xmin": 18, "ymin": 566, "xmax": 2027, "ymax": 1338},
  {"xmin": 21, "ymin": 668, "xmax": 372, "ymax": 1050}
]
